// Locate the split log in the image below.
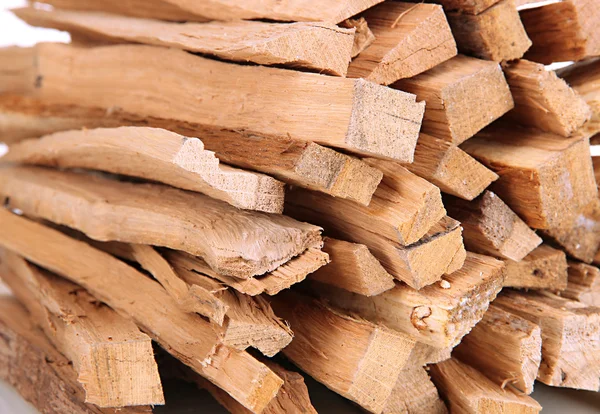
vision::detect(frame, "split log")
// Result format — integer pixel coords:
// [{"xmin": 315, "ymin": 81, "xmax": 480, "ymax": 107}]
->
[
  {"xmin": 559, "ymin": 57, "xmax": 600, "ymax": 104},
  {"xmin": 382, "ymin": 367, "xmax": 448, "ymax": 414},
  {"xmin": 347, "ymin": 2, "xmax": 457, "ymax": 85},
  {"xmin": 503, "ymin": 244, "xmax": 568, "ymax": 290},
  {"xmin": 430, "ymin": 358, "xmax": 542, "ymax": 413},
  {"xmin": 409, "ymin": 343, "xmax": 453, "ymax": 368},
  {"xmin": 13, "ymin": 7, "xmax": 354, "ymax": 76},
  {"xmin": 454, "ymin": 304, "xmax": 542, "ymax": 394},
  {"xmin": 3, "ymin": 126, "xmax": 285, "ymax": 213},
  {"xmin": 445, "ymin": 191, "xmax": 542, "ymax": 261},
  {"xmin": 0, "ymin": 165, "xmax": 323, "ymax": 279},
  {"xmin": 341, "ymin": 18, "xmax": 375, "ymax": 58},
  {"xmin": 0, "ymin": 47, "xmax": 38, "ymax": 95},
  {"xmin": 393, "ymin": 55, "xmax": 514, "ymax": 144},
  {"xmin": 495, "ymin": 290, "xmax": 600, "ymax": 391},
  {"xmin": 0, "ymin": 249, "xmax": 164, "ymax": 407},
  {"xmin": 562, "ymin": 262, "xmax": 600, "ymax": 306}
]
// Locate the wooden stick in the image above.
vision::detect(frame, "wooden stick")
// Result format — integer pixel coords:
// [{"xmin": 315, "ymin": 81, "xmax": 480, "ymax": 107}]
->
[
  {"xmin": 503, "ymin": 244, "xmax": 568, "ymax": 290},
  {"xmin": 445, "ymin": 191, "xmax": 542, "ymax": 261},
  {"xmin": 347, "ymin": 2, "xmax": 457, "ymax": 85},
  {"xmin": 0, "ymin": 250, "xmax": 164, "ymax": 408},
  {"xmin": 392, "ymin": 55, "xmax": 514, "ymax": 144},
  {"xmin": 382, "ymin": 366, "xmax": 448, "ymax": 414},
  {"xmin": 13, "ymin": 7, "xmax": 354, "ymax": 76},
  {"xmin": 562, "ymin": 261, "xmax": 600, "ymax": 306},
  {"xmin": 341, "ymin": 17, "xmax": 375, "ymax": 58}
]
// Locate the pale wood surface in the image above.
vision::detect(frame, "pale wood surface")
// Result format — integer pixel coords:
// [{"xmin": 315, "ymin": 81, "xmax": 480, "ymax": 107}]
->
[
  {"xmin": 563, "ymin": 262, "xmax": 600, "ymax": 307},
  {"xmin": 341, "ymin": 17, "xmax": 375, "ymax": 58},
  {"xmin": 503, "ymin": 244, "xmax": 568, "ymax": 290},
  {"xmin": 430, "ymin": 0, "xmax": 502, "ymax": 14},
  {"xmin": 382, "ymin": 366, "xmax": 448, "ymax": 414}
]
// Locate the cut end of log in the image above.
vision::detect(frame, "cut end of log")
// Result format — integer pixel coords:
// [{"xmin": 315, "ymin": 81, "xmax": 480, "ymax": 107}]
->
[{"xmin": 504, "ymin": 244, "xmax": 568, "ymax": 290}]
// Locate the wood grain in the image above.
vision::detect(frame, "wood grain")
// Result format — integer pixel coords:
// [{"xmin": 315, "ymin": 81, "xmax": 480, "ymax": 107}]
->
[{"xmin": 503, "ymin": 244, "xmax": 568, "ymax": 290}]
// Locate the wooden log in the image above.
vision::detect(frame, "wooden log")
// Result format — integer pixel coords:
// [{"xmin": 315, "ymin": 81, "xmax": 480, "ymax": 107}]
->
[
  {"xmin": 3, "ymin": 126, "xmax": 285, "ymax": 213},
  {"xmin": 392, "ymin": 55, "xmax": 514, "ymax": 144},
  {"xmin": 382, "ymin": 366, "xmax": 448, "ymax": 414},
  {"xmin": 0, "ymin": 165, "xmax": 323, "ymax": 279},
  {"xmin": 453, "ymin": 304, "xmax": 542, "ymax": 394},
  {"xmin": 495, "ymin": 290, "xmax": 600, "ymax": 391},
  {"xmin": 270, "ymin": 291, "xmax": 416, "ymax": 414},
  {"xmin": 0, "ymin": 209, "xmax": 283, "ymax": 413},
  {"xmin": 430, "ymin": 358, "xmax": 542, "ymax": 413},
  {"xmin": 521, "ymin": 0, "xmax": 600, "ymax": 64},
  {"xmin": 341, "ymin": 17, "xmax": 375, "ymax": 58},
  {"xmin": 446, "ymin": 0, "xmax": 531, "ymax": 62},
  {"xmin": 13, "ymin": 7, "xmax": 354, "ymax": 76},
  {"xmin": 503, "ymin": 244, "xmax": 568, "ymax": 290},
  {"xmin": 559, "ymin": 57, "xmax": 600, "ymax": 104},
  {"xmin": 346, "ymin": 2, "xmax": 457, "ymax": 85},
  {"xmin": 503, "ymin": 59, "xmax": 591, "ymax": 137},
  {"xmin": 562, "ymin": 261, "xmax": 600, "ymax": 306},
  {"xmin": 445, "ymin": 191, "xmax": 542, "ymax": 261},
  {"xmin": 0, "ymin": 250, "xmax": 164, "ymax": 407}
]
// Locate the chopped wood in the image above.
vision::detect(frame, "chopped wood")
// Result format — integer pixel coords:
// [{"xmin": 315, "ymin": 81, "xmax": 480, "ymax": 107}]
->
[
  {"xmin": 393, "ymin": 55, "xmax": 514, "ymax": 144},
  {"xmin": 382, "ymin": 366, "xmax": 448, "ymax": 414},
  {"xmin": 0, "ymin": 249, "xmax": 164, "ymax": 407},
  {"xmin": 432, "ymin": 0, "xmax": 502, "ymax": 14},
  {"xmin": 454, "ymin": 304, "xmax": 542, "ymax": 394},
  {"xmin": 0, "ymin": 46, "xmax": 38, "ymax": 95},
  {"xmin": 309, "ymin": 237, "xmax": 395, "ymax": 297},
  {"xmin": 341, "ymin": 17, "xmax": 376, "ymax": 58},
  {"xmin": 0, "ymin": 165, "xmax": 323, "ymax": 279},
  {"xmin": 13, "ymin": 7, "xmax": 354, "ymax": 76},
  {"xmin": 503, "ymin": 244, "xmax": 568, "ymax": 290},
  {"xmin": 562, "ymin": 261, "xmax": 600, "ymax": 306},
  {"xmin": 495, "ymin": 290, "xmax": 600, "ymax": 391},
  {"xmin": 445, "ymin": 191, "xmax": 542, "ymax": 261},
  {"xmin": 430, "ymin": 358, "xmax": 542, "ymax": 413},
  {"xmin": 3, "ymin": 126, "xmax": 285, "ymax": 213},
  {"xmin": 347, "ymin": 2, "xmax": 457, "ymax": 85},
  {"xmin": 409, "ymin": 343, "xmax": 453, "ymax": 368},
  {"xmin": 559, "ymin": 57, "xmax": 600, "ymax": 104}
]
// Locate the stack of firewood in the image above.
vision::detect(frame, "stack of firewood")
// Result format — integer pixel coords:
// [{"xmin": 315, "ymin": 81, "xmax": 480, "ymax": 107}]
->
[{"xmin": 0, "ymin": 0, "xmax": 599, "ymax": 413}]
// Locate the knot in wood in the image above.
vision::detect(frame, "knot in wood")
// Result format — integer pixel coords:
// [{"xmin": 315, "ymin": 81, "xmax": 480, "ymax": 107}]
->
[{"xmin": 410, "ymin": 306, "xmax": 432, "ymax": 330}]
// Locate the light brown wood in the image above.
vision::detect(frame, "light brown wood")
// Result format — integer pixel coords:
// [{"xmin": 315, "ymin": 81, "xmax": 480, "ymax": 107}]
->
[
  {"xmin": 341, "ymin": 17, "xmax": 375, "ymax": 58},
  {"xmin": 503, "ymin": 244, "xmax": 568, "ymax": 290},
  {"xmin": 347, "ymin": 2, "xmax": 457, "ymax": 85},
  {"xmin": 3, "ymin": 126, "xmax": 285, "ymax": 213},
  {"xmin": 0, "ymin": 46, "xmax": 38, "ymax": 95},
  {"xmin": 562, "ymin": 261, "xmax": 600, "ymax": 306},
  {"xmin": 521, "ymin": 0, "xmax": 600, "ymax": 64},
  {"xmin": 13, "ymin": 7, "xmax": 354, "ymax": 76},
  {"xmin": 430, "ymin": 358, "xmax": 542, "ymax": 413},
  {"xmin": 432, "ymin": 0, "xmax": 502, "ymax": 14},
  {"xmin": 0, "ymin": 165, "xmax": 323, "ymax": 279},
  {"xmin": 409, "ymin": 343, "xmax": 453, "ymax": 368},
  {"xmin": 0, "ymin": 249, "xmax": 164, "ymax": 407},
  {"xmin": 454, "ymin": 304, "xmax": 542, "ymax": 394},
  {"xmin": 559, "ymin": 57, "xmax": 600, "ymax": 104},
  {"xmin": 271, "ymin": 291, "xmax": 416, "ymax": 414},
  {"xmin": 393, "ymin": 55, "xmax": 514, "ymax": 144},
  {"xmin": 445, "ymin": 191, "xmax": 542, "ymax": 261},
  {"xmin": 495, "ymin": 290, "xmax": 600, "ymax": 391},
  {"xmin": 382, "ymin": 366, "xmax": 448, "ymax": 414}
]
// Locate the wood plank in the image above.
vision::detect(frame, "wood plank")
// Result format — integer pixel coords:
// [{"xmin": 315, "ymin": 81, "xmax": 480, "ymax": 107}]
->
[
  {"xmin": 3, "ymin": 126, "xmax": 285, "ymax": 213},
  {"xmin": 0, "ymin": 209, "xmax": 283, "ymax": 412},
  {"xmin": 382, "ymin": 367, "xmax": 448, "ymax": 414},
  {"xmin": 13, "ymin": 7, "xmax": 354, "ymax": 76},
  {"xmin": 347, "ymin": 2, "xmax": 457, "ymax": 85},
  {"xmin": 445, "ymin": 191, "xmax": 542, "ymax": 261},
  {"xmin": 392, "ymin": 55, "xmax": 514, "ymax": 144},
  {"xmin": 0, "ymin": 249, "xmax": 164, "ymax": 408},
  {"xmin": 0, "ymin": 165, "xmax": 323, "ymax": 279},
  {"xmin": 503, "ymin": 244, "xmax": 568, "ymax": 290},
  {"xmin": 454, "ymin": 304, "xmax": 542, "ymax": 394},
  {"xmin": 341, "ymin": 17, "xmax": 375, "ymax": 58},
  {"xmin": 562, "ymin": 261, "xmax": 600, "ymax": 306}
]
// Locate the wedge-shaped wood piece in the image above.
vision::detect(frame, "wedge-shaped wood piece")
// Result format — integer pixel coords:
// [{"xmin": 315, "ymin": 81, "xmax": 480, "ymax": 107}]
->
[
  {"xmin": 13, "ymin": 7, "xmax": 354, "ymax": 76},
  {"xmin": 503, "ymin": 59, "xmax": 591, "ymax": 137},
  {"xmin": 393, "ymin": 55, "xmax": 514, "ymax": 144},
  {"xmin": 0, "ymin": 210, "xmax": 283, "ymax": 413},
  {"xmin": 271, "ymin": 291, "xmax": 416, "ymax": 414},
  {"xmin": 504, "ymin": 244, "xmax": 568, "ymax": 290},
  {"xmin": 341, "ymin": 17, "xmax": 375, "ymax": 58},
  {"xmin": 0, "ymin": 250, "xmax": 164, "ymax": 408},
  {"xmin": 454, "ymin": 304, "xmax": 542, "ymax": 394},
  {"xmin": 521, "ymin": 0, "xmax": 600, "ymax": 64},
  {"xmin": 0, "ymin": 165, "xmax": 322, "ymax": 279},
  {"xmin": 563, "ymin": 262, "xmax": 600, "ymax": 306},
  {"xmin": 3, "ymin": 126, "xmax": 285, "ymax": 213},
  {"xmin": 445, "ymin": 191, "xmax": 542, "ymax": 261},
  {"xmin": 495, "ymin": 290, "xmax": 600, "ymax": 391},
  {"xmin": 430, "ymin": 358, "xmax": 542, "ymax": 413},
  {"xmin": 382, "ymin": 366, "xmax": 448, "ymax": 414},
  {"xmin": 347, "ymin": 2, "xmax": 457, "ymax": 85}
]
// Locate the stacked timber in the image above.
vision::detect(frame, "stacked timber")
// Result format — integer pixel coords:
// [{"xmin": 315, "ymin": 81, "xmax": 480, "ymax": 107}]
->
[{"xmin": 0, "ymin": 1, "xmax": 600, "ymax": 413}]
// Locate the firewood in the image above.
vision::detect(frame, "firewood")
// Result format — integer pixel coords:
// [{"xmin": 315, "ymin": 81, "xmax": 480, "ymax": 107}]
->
[
  {"xmin": 446, "ymin": 0, "xmax": 531, "ymax": 62},
  {"xmin": 410, "ymin": 343, "xmax": 453, "ymax": 368},
  {"xmin": 0, "ymin": 47, "xmax": 38, "ymax": 95},
  {"xmin": 430, "ymin": 358, "xmax": 542, "ymax": 414},
  {"xmin": 341, "ymin": 17, "xmax": 375, "ymax": 58},
  {"xmin": 431, "ymin": 0, "xmax": 501, "ymax": 14},
  {"xmin": 521, "ymin": 0, "xmax": 600, "ymax": 64},
  {"xmin": 562, "ymin": 261, "xmax": 600, "ymax": 306},
  {"xmin": 495, "ymin": 290, "xmax": 600, "ymax": 391},
  {"xmin": 445, "ymin": 191, "xmax": 542, "ymax": 261},
  {"xmin": 454, "ymin": 304, "xmax": 542, "ymax": 394},
  {"xmin": 309, "ymin": 237, "xmax": 395, "ymax": 296},
  {"xmin": 13, "ymin": 7, "xmax": 354, "ymax": 76},
  {"xmin": 382, "ymin": 366, "xmax": 448, "ymax": 414},
  {"xmin": 270, "ymin": 291, "xmax": 416, "ymax": 414},
  {"xmin": 0, "ymin": 250, "xmax": 164, "ymax": 408},
  {"xmin": 347, "ymin": 2, "xmax": 457, "ymax": 85},
  {"xmin": 503, "ymin": 59, "xmax": 591, "ymax": 137},
  {"xmin": 559, "ymin": 57, "xmax": 600, "ymax": 104},
  {"xmin": 393, "ymin": 55, "xmax": 514, "ymax": 144},
  {"xmin": 0, "ymin": 165, "xmax": 323, "ymax": 279},
  {"xmin": 503, "ymin": 244, "xmax": 568, "ymax": 290},
  {"xmin": 5, "ymin": 43, "xmax": 425, "ymax": 162},
  {"xmin": 3, "ymin": 126, "xmax": 286, "ymax": 213},
  {"xmin": 0, "ymin": 209, "xmax": 283, "ymax": 412}
]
